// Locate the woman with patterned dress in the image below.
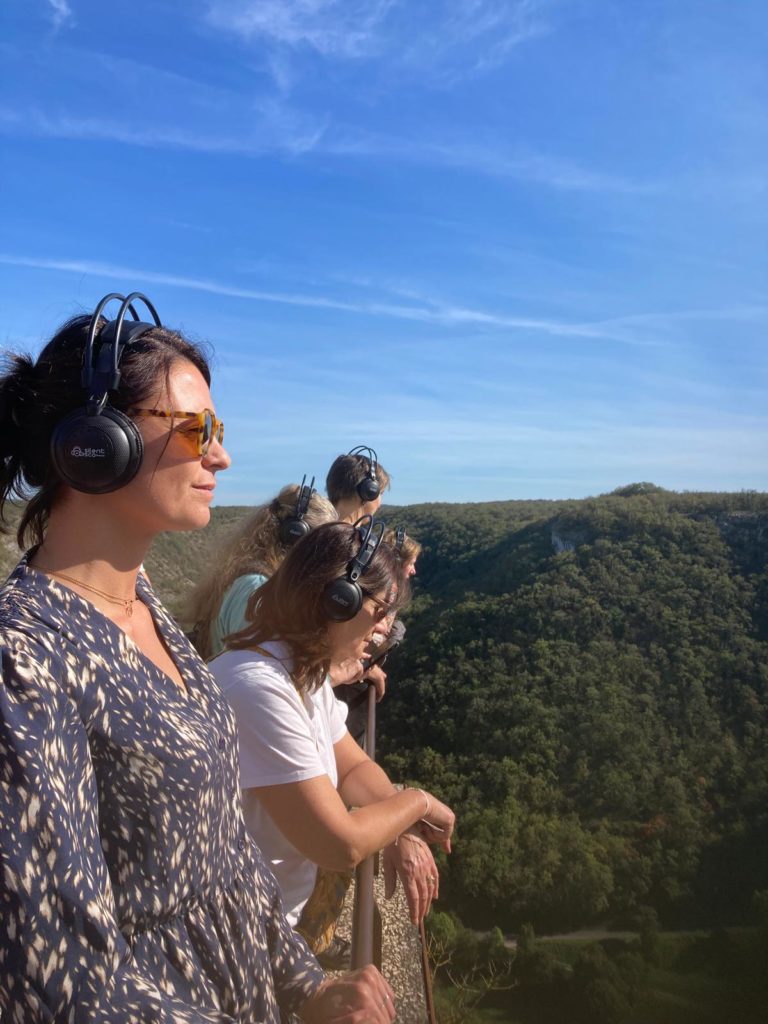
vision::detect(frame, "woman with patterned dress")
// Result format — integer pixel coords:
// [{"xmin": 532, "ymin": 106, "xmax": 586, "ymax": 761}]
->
[{"xmin": 0, "ymin": 296, "xmax": 394, "ymax": 1023}]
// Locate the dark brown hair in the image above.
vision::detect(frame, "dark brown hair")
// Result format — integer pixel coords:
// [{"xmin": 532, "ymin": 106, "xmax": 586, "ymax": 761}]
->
[
  {"xmin": 0, "ymin": 313, "xmax": 212, "ymax": 548},
  {"xmin": 226, "ymin": 521, "xmax": 406, "ymax": 693},
  {"xmin": 325, "ymin": 452, "xmax": 390, "ymax": 506}
]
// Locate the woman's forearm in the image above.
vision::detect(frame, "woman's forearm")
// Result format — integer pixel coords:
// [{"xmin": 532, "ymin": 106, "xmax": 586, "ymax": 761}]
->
[
  {"xmin": 343, "ymin": 787, "xmax": 432, "ymax": 865},
  {"xmin": 249, "ymin": 776, "xmax": 431, "ymax": 874},
  {"xmin": 337, "ymin": 755, "xmax": 398, "ymax": 806}
]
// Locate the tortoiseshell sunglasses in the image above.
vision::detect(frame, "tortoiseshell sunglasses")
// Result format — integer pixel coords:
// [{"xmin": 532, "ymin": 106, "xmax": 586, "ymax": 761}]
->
[{"xmin": 128, "ymin": 408, "xmax": 225, "ymax": 456}]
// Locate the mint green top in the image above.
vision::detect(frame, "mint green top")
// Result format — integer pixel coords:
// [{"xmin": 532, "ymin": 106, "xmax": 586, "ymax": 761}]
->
[{"xmin": 209, "ymin": 572, "xmax": 268, "ymax": 658}]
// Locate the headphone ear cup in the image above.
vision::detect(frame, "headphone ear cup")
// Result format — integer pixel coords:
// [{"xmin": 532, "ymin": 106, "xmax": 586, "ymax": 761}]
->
[
  {"xmin": 50, "ymin": 407, "xmax": 144, "ymax": 494},
  {"xmin": 321, "ymin": 578, "xmax": 363, "ymax": 621},
  {"xmin": 279, "ymin": 517, "xmax": 312, "ymax": 546},
  {"xmin": 356, "ymin": 476, "xmax": 381, "ymax": 503}
]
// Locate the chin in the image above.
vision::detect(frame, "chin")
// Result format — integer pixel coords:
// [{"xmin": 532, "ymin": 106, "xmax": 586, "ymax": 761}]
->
[{"xmin": 167, "ymin": 508, "xmax": 212, "ymax": 532}]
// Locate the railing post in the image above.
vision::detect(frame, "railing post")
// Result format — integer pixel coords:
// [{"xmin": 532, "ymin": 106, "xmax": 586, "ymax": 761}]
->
[{"xmin": 419, "ymin": 918, "xmax": 439, "ymax": 1024}]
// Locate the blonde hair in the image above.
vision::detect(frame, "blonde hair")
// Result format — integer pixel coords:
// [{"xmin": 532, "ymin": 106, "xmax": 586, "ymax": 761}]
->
[
  {"xmin": 185, "ymin": 484, "xmax": 337, "ymax": 659},
  {"xmin": 383, "ymin": 527, "xmax": 422, "ymax": 566}
]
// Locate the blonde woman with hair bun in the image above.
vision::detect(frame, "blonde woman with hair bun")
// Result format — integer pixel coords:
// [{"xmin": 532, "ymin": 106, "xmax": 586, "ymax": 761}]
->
[{"xmin": 186, "ymin": 483, "xmax": 337, "ymax": 660}]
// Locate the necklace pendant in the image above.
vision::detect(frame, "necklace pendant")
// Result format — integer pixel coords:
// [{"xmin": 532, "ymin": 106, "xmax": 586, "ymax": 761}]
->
[{"xmin": 126, "ymin": 601, "xmax": 134, "ymax": 617}]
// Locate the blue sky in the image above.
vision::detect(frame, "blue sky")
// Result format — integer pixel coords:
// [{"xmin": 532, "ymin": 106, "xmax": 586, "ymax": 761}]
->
[{"xmin": 1, "ymin": 0, "xmax": 766, "ymax": 504}]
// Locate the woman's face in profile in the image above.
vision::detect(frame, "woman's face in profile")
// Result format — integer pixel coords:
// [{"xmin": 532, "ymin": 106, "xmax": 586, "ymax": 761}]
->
[
  {"xmin": 108, "ymin": 359, "xmax": 231, "ymax": 536},
  {"xmin": 326, "ymin": 589, "xmax": 392, "ymax": 663}
]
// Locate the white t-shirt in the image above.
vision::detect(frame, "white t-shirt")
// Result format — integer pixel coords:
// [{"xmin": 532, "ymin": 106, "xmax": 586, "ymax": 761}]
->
[{"xmin": 211, "ymin": 641, "xmax": 348, "ymax": 925}]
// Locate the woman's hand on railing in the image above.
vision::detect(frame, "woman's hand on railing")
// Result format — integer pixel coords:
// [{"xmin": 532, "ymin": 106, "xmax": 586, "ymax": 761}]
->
[
  {"xmin": 415, "ymin": 792, "xmax": 455, "ymax": 853},
  {"xmin": 328, "ymin": 657, "xmax": 366, "ymax": 686},
  {"xmin": 383, "ymin": 833, "xmax": 439, "ymax": 925},
  {"xmin": 363, "ymin": 663, "xmax": 387, "ymax": 702},
  {"xmin": 299, "ymin": 964, "xmax": 395, "ymax": 1023}
]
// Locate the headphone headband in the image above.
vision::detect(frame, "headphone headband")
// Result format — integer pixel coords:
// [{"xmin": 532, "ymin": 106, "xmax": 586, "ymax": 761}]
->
[
  {"xmin": 348, "ymin": 445, "xmax": 378, "ymax": 471},
  {"xmin": 279, "ymin": 474, "xmax": 316, "ymax": 546},
  {"xmin": 296, "ymin": 474, "xmax": 315, "ymax": 519},
  {"xmin": 83, "ymin": 292, "xmax": 161, "ymax": 415},
  {"xmin": 348, "ymin": 515, "xmax": 385, "ymax": 582},
  {"xmin": 348, "ymin": 445, "xmax": 380, "ymax": 503},
  {"xmin": 320, "ymin": 516, "xmax": 386, "ymax": 621}
]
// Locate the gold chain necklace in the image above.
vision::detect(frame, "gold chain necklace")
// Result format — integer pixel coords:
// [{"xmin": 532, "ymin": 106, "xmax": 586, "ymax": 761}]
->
[{"xmin": 37, "ymin": 566, "xmax": 138, "ymax": 617}]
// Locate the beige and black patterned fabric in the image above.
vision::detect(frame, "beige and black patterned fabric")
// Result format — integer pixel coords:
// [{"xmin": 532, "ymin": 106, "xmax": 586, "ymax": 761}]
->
[{"xmin": 0, "ymin": 554, "xmax": 324, "ymax": 1022}]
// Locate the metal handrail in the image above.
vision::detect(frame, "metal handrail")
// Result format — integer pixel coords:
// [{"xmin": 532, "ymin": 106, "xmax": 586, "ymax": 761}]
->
[{"xmin": 350, "ymin": 684, "xmax": 381, "ymax": 970}]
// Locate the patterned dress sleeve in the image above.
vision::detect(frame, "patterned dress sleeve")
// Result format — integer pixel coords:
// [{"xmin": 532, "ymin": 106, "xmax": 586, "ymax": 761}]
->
[{"xmin": 0, "ymin": 642, "xmax": 237, "ymax": 1024}]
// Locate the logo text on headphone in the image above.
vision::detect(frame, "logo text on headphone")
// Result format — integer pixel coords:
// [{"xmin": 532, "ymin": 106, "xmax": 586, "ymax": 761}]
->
[{"xmin": 71, "ymin": 446, "xmax": 107, "ymax": 458}]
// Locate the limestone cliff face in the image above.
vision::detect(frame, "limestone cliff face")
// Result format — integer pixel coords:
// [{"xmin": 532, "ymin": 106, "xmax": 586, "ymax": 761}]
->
[
  {"xmin": 550, "ymin": 525, "xmax": 588, "ymax": 554},
  {"xmin": 550, "ymin": 529, "xmax": 577, "ymax": 554}
]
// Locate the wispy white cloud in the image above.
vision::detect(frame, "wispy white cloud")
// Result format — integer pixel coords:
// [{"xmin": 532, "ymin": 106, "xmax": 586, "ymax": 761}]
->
[
  {"xmin": 0, "ymin": 46, "xmax": 330, "ymax": 156},
  {"xmin": 0, "ymin": 103, "xmax": 645, "ymax": 195},
  {"xmin": 0, "ymin": 39, "xmax": 654, "ymax": 194},
  {"xmin": 0, "ymin": 252, "xmax": 606, "ymax": 337},
  {"xmin": 46, "ymin": 0, "xmax": 74, "ymax": 31},
  {"xmin": 401, "ymin": 0, "xmax": 552, "ymax": 79},
  {"xmin": 3, "ymin": 252, "xmax": 762, "ymax": 349},
  {"xmin": 0, "ymin": 101, "xmax": 326, "ymax": 159},
  {"xmin": 322, "ymin": 130, "xmax": 655, "ymax": 194},
  {"xmin": 205, "ymin": 0, "xmax": 394, "ymax": 58},
  {"xmin": 204, "ymin": 0, "xmax": 554, "ymax": 80}
]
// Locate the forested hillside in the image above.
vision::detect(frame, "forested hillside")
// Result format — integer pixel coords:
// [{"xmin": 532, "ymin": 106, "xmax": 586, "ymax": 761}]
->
[
  {"xmin": 2, "ymin": 484, "xmax": 766, "ymax": 938},
  {"xmin": 378, "ymin": 485, "xmax": 768, "ymax": 934}
]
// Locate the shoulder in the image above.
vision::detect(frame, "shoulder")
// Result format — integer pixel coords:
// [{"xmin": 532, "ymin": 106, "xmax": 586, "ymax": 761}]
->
[
  {"xmin": 221, "ymin": 573, "xmax": 268, "ymax": 608},
  {"xmin": 0, "ymin": 623, "xmax": 69, "ymax": 707},
  {"xmin": 210, "ymin": 642, "xmax": 294, "ymax": 699},
  {"xmin": 0, "ymin": 564, "xmax": 69, "ymax": 670}
]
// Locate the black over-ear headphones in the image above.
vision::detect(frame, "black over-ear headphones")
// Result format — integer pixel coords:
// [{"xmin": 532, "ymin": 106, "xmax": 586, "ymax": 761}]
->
[
  {"xmin": 349, "ymin": 445, "xmax": 380, "ymax": 503},
  {"xmin": 395, "ymin": 526, "xmax": 407, "ymax": 552},
  {"xmin": 50, "ymin": 292, "xmax": 162, "ymax": 494},
  {"xmin": 279, "ymin": 475, "xmax": 315, "ymax": 546},
  {"xmin": 321, "ymin": 516, "xmax": 385, "ymax": 622}
]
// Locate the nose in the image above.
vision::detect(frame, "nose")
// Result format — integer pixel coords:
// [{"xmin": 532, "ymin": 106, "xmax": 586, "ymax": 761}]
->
[{"xmin": 203, "ymin": 435, "xmax": 231, "ymax": 472}]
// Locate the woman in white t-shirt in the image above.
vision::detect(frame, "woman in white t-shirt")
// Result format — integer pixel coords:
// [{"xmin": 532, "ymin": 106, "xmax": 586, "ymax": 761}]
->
[
  {"xmin": 185, "ymin": 481, "xmax": 338, "ymax": 659},
  {"xmin": 209, "ymin": 521, "xmax": 455, "ymax": 933}
]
